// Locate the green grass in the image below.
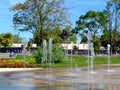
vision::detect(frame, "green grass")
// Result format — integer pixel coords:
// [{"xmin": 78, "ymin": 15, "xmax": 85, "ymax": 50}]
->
[
  {"xmin": 15, "ymin": 54, "xmax": 36, "ymax": 64},
  {"xmin": 15, "ymin": 54, "xmax": 34, "ymax": 60},
  {"xmin": 15, "ymin": 54, "xmax": 120, "ymax": 67},
  {"xmin": 54, "ymin": 55, "xmax": 120, "ymax": 67}
]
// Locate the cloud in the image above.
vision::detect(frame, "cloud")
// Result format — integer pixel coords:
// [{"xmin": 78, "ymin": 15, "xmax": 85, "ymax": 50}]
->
[{"xmin": 8, "ymin": 0, "xmax": 25, "ymax": 5}]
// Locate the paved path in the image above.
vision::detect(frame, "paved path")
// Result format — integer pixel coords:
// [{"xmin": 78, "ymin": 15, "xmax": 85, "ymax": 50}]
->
[{"xmin": 0, "ymin": 68, "xmax": 41, "ymax": 72}]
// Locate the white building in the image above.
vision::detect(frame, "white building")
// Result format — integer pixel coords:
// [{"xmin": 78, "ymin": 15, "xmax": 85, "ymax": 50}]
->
[{"xmin": 61, "ymin": 43, "xmax": 88, "ymax": 50}]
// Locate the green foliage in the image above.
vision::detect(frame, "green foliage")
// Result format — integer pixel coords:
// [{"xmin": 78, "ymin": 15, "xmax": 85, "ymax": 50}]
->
[
  {"xmin": 81, "ymin": 35, "xmax": 87, "ymax": 43},
  {"xmin": 73, "ymin": 10, "xmax": 108, "ymax": 54},
  {"xmin": 15, "ymin": 54, "xmax": 36, "ymax": 64},
  {"xmin": 74, "ymin": 10, "xmax": 108, "ymax": 36},
  {"xmin": 73, "ymin": 45, "xmax": 78, "ymax": 51},
  {"xmin": 58, "ymin": 26, "xmax": 77, "ymax": 43},
  {"xmin": 69, "ymin": 34, "xmax": 77, "ymax": 43},
  {"xmin": 14, "ymin": 55, "xmax": 120, "ymax": 67},
  {"xmin": 11, "ymin": 0, "xmax": 70, "ymax": 46},
  {"xmin": 48, "ymin": 27, "xmax": 62, "ymax": 43},
  {"xmin": 0, "ymin": 32, "xmax": 13, "ymax": 48},
  {"xmin": 12, "ymin": 33, "xmax": 23, "ymax": 43},
  {"xmin": 100, "ymin": 30, "xmax": 120, "ymax": 53},
  {"xmin": 52, "ymin": 44, "xmax": 65, "ymax": 63},
  {"xmin": 94, "ymin": 36, "xmax": 101, "ymax": 54},
  {"xmin": 33, "ymin": 47, "xmax": 43, "ymax": 64},
  {"xmin": 104, "ymin": 0, "xmax": 120, "ymax": 54},
  {"xmin": 113, "ymin": 46, "xmax": 119, "ymax": 53},
  {"xmin": 27, "ymin": 40, "xmax": 32, "ymax": 51},
  {"xmin": 54, "ymin": 55, "xmax": 120, "ymax": 67},
  {"xmin": 64, "ymin": 26, "xmax": 77, "ymax": 43},
  {"xmin": 33, "ymin": 44, "xmax": 65, "ymax": 64},
  {"xmin": 100, "ymin": 30, "xmax": 110, "ymax": 47}
]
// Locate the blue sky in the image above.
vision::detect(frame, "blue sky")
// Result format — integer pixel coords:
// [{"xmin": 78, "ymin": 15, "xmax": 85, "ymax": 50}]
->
[{"xmin": 0, "ymin": 0, "xmax": 106, "ymax": 41}]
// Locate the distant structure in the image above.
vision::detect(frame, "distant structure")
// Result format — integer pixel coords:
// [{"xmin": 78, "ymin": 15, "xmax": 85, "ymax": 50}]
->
[
  {"xmin": 61, "ymin": 43, "xmax": 88, "ymax": 55},
  {"xmin": 61, "ymin": 43, "xmax": 107, "ymax": 55},
  {"xmin": 0, "ymin": 44, "xmax": 37, "ymax": 53}
]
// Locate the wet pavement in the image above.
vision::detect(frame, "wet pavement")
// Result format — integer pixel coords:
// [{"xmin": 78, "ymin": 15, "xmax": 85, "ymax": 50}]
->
[{"xmin": 0, "ymin": 66, "xmax": 120, "ymax": 90}]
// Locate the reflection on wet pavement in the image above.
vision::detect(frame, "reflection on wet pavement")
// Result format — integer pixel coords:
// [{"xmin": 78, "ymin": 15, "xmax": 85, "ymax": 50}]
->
[{"xmin": 0, "ymin": 66, "xmax": 120, "ymax": 90}]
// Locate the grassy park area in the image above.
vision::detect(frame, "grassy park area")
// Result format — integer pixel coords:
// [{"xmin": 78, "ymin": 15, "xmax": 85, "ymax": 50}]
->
[
  {"xmin": 0, "ymin": 54, "xmax": 120, "ymax": 68},
  {"xmin": 53, "ymin": 55, "xmax": 120, "ymax": 67},
  {"xmin": 15, "ymin": 54, "xmax": 120, "ymax": 67}
]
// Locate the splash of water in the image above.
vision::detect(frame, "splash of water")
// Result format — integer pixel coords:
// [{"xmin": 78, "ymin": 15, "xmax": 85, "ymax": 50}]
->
[
  {"xmin": 22, "ymin": 37, "xmax": 27, "ymax": 68},
  {"xmin": 42, "ymin": 40, "xmax": 48, "ymax": 64},
  {"xmin": 87, "ymin": 31, "xmax": 95, "ymax": 73}
]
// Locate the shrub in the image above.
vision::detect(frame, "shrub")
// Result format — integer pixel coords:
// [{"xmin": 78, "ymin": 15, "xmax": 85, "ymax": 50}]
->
[
  {"xmin": 33, "ymin": 44, "xmax": 65, "ymax": 64},
  {"xmin": 52, "ymin": 44, "xmax": 65, "ymax": 63},
  {"xmin": 33, "ymin": 47, "xmax": 43, "ymax": 64}
]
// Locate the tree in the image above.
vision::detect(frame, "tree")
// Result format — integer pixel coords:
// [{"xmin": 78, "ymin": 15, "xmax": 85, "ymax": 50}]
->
[
  {"xmin": 27, "ymin": 40, "xmax": 32, "ymax": 52},
  {"xmin": 94, "ymin": 36, "xmax": 101, "ymax": 54},
  {"xmin": 59, "ymin": 26, "xmax": 77, "ymax": 43},
  {"xmin": 50, "ymin": 27, "xmax": 63, "ymax": 43},
  {"xmin": 0, "ymin": 32, "xmax": 13, "ymax": 48},
  {"xmin": 64, "ymin": 25, "xmax": 77, "ymax": 43},
  {"xmin": 100, "ymin": 29, "xmax": 120, "ymax": 53},
  {"xmin": 73, "ymin": 10, "xmax": 108, "ymax": 41},
  {"xmin": 100, "ymin": 30, "xmax": 110, "ymax": 47},
  {"xmin": 73, "ymin": 10, "xmax": 108, "ymax": 53},
  {"xmin": 104, "ymin": 0, "xmax": 120, "ymax": 54},
  {"xmin": 10, "ymin": 0, "xmax": 70, "ymax": 46},
  {"xmin": 12, "ymin": 33, "xmax": 23, "ymax": 43},
  {"xmin": 80, "ymin": 35, "xmax": 87, "ymax": 43}
]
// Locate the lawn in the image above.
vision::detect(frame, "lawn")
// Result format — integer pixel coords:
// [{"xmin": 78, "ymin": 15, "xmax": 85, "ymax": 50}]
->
[
  {"xmin": 53, "ymin": 55, "xmax": 120, "ymax": 67},
  {"xmin": 15, "ymin": 54, "xmax": 120, "ymax": 67}
]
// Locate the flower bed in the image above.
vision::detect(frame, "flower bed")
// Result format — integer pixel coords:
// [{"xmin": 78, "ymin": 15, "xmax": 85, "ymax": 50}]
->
[{"xmin": 0, "ymin": 59, "xmax": 37, "ymax": 68}]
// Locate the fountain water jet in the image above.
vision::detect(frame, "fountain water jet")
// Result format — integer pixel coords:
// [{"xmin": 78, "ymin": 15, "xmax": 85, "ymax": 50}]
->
[
  {"xmin": 22, "ymin": 37, "xmax": 27, "ymax": 68},
  {"xmin": 87, "ymin": 31, "xmax": 95, "ymax": 74},
  {"xmin": 49, "ymin": 38, "xmax": 53, "ymax": 72},
  {"xmin": 42, "ymin": 40, "xmax": 48, "ymax": 73},
  {"xmin": 107, "ymin": 44, "xmax": 114, "ymax": 72},
  {"xmin": 70, "ymin": 42, "xmax": 73, "ymax": 70}
]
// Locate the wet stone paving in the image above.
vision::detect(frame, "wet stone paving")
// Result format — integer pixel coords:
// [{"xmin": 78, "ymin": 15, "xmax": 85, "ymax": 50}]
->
[{"xmin": 0, "ymin": 66, "xmax": 120, "ymax": 90}]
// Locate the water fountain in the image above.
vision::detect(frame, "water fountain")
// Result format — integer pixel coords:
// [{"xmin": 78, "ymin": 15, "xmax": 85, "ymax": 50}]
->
[
  {"xmin": 49, "ymin": 38, "xmax": 53, "ymax": 72},
  {"xmin": 87, "ymin": 31, "xmax": 95, "ymax": 74},
  {"xmin": 0, "ymin": 37, "xmax": 120, "ymax": 90},
  {"xmin": 107, "ymin": 44, "xmax": 114, "ymax": 72},
  {"xmin": 70, "ymin": 42, "xmax": 73, "ymax": 70},
  {"xmin": 22, "ymin": 37, "xmax": 27, "ymax": 68},
  {"xmin": 41, "ymin": 40, "xmax": 47, "ymax": 63},
  {"xmin": 41, "ymin": 39, "xmax": 54, "ymax": 73}
]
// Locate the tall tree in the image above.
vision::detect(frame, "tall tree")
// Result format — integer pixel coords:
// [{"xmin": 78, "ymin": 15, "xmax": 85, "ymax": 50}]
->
[
  {"xmin": 100, "ymin": 30, "xmax": 110, "ymax": 47},
  {"xmin": 73, "ymin": 10, "xmax": 108, "ymax": 53},
  {"xmin": 10, "ymin": 0, "xmax": 70, "ymax": 46},
  {"xmin": 80, "ymin": 35, "xmax": 87, "ymax": 43},
  {"xmin": 101, "ymin": 29, "xmax": 120, "ymax": 53},
  {"xmin": 104, "ymin": 0, "xmax": 120, "ymax": 54},
  {"xmin": 73, "ymin": 10, "xmax": 107, "ymax": 41},
  {"xmin": 27, "ymin": 40, "xmax": 32, "ymax": 52},
  {"xmin": 59, "ymin": 26, "xmax": 77, "ymax": 43}
]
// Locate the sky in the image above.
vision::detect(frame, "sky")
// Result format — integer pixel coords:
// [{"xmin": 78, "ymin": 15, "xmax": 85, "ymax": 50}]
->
[{"xmin": 0, "ymin": 0, "xmax": 106, "ymax": 42}]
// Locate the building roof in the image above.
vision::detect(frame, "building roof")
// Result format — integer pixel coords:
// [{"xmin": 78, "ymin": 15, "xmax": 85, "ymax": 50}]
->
[
  {"xmin": 11, "ymin": 44, "xmax": 37, "ymax": 48},
  {"xmin": 11, "ymin": 44, "xmax": 22, "ymax": 47},
  {"xmin": 61, "ymin": 43, "xmax": 88, "ymax": 50}
]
